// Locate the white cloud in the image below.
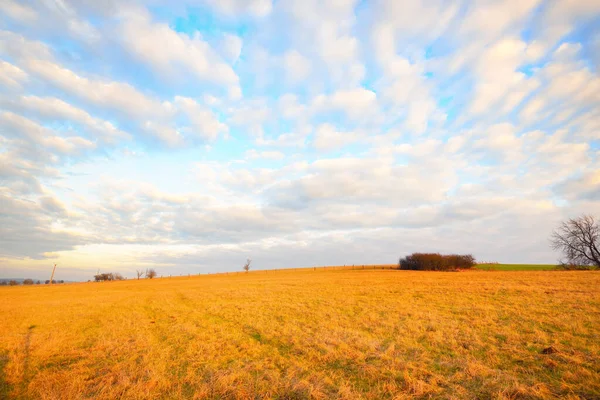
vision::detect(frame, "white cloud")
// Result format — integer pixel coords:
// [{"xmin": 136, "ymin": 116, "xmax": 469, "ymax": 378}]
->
[
  {"xmin": 371, "ymin": 1, "xmax": 458, "ymax": 62},
  {"xmin": 221, "ymin": 33, "xmax": 243, "ymax": 63},
  {"xmin": 23, "ymin": 59, "xmax": 168, "ymax": 119},
  {"xmin": 0, "ymin": 189, "xmax": 87, "ymax": 258},
  {"xmin": 174, "ymin": 96, "xmax": 228, "ymax": 141},
  {"xmin": 459, "ymin": 0, "xmax": 541, "ymax": 40},
  {"xmin": 204, "ymin": 0, "xmax": 273, "ymax": 17},
  {"xmin": 0, "ymin": 30, "xmax": 53, "ymax": 60},
  {"xmin": 0, "ymin": 60, "xmax": 27, "ymax": 89},
  {"xmin": 1, "ymin": 111, "xmax": 96, "ymax": 155},
  {"xmin": 312, "ymin": 123, "xmax": 359, "ymax": 151},
  {"xmin": 142, "ymin": 121, "xmax": 184, "ymax": 147},
  {"xmin": 312, "ymin": 88, "xmax": 377, "ymax": 119},
  {"xmin": 256, "ymin": 131, "xmax": 308, "ymax": 148},
  {"xmin": 517, "ymin": 44, "xmax": 600, "ymax": 128},
  {"xmin": 279, "ymin": 0, "xmax": 365, "ymax": 88},
  {"xmin": 277, "ymin": 94, "xmax": 308, "ymax": 121},
  {"xmin": 245, "ymin": 149, "xmax": 285, "ymax": 160},
  {"xmin": 0, "ymin": 0, "xmax": 38, "ymax": 23},
  {"xmin": 116, "ymin": 7, "xmax": 240, "ymax": 95},
  {"xmin": 556, "ymin": 170, "xmax": 600, "ymax": 201},
  {"xmin": 267, "ymin": 156, "xmax": 457, "ymax": 210},
  {"xmin": 469, "ymin": 38, "xmax": 540, "ymax": 116},
  {"xmin": 473, "ymin": 123, "xmax": 523, "ymax": 162},
  {"xmin": 1, "ymin": 95, "xmax": 130, "ymax": 143},
  {"xmin": 228, "ymin": 97, "xmax": 271, "ymax": 137},
  {"xmin": 372, "ymin": 55, "xmax": 438, "ymax": 134},
  {"xmin": 283, "ymin": 49, "xmax": 311, "ymax": 83},
  {"xmin": 539, "ymin": 0, "xmax": 600, "ymax": 43},
  {"xmin": 405, "ymin": 99, "xmax": 437, "ymax": 134}
]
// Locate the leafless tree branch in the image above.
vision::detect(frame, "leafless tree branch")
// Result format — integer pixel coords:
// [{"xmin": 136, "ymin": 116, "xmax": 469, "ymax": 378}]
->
[{"xmin": 551, "ymin": 215, "xmax": 600, "ymax": 268}]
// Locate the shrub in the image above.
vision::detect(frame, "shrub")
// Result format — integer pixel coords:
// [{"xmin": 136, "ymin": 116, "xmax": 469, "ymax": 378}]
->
[
  {"xmin": 23, "ymin": 279, "xmax": 34, "ymax": 285},
  {"xmin": 9, "ymin": 280, "xmax": 18, "ymax": 286},
  {"xmin": 94, "ymin": 273, "xmax": 123, "ymax": 282},
  {"xmin": 145, "ymin": 269, "xmax": 157, "ymax": 279},
  {"xmin": 399, "ymin": 253, "xmax": 476, "ymax": 271}
]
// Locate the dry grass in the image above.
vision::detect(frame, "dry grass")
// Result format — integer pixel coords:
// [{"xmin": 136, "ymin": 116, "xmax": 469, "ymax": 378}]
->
[{"xmin": 1, "ymin": 269, "xmax": 599, "ymax": 399}]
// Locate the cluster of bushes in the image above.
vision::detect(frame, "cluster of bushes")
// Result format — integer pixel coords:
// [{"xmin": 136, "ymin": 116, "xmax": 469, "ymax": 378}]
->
[
  {"xmin": 94, "ymin": 272, "xmax": 125, "ymax": 282},
  {"xmin": 93, "ymin": 269, "xmax": 158, "ymax": 282},
  {"xmin": 399, "ymin": 253, "xmax": 476, "ymax": 271}
]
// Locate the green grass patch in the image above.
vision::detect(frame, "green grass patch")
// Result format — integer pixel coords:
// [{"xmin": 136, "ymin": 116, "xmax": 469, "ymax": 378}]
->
[{"xmin": 475, "ymin": 263, "xmax": 557, "ymax": 271}]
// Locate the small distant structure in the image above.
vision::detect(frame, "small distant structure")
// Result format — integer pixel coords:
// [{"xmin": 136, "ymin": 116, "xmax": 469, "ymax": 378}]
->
[{"xmin": 49, "ymin": 263, "xmax": 57, "ymax": 285}]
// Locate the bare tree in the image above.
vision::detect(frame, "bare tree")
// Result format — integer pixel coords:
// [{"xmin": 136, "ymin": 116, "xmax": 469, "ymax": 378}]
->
[
  {"xmin": 243, "ymin": 259, "xmax": 251, "ymax": 273},
  {"xmin": 551, "ymin": 215, "xmax": 600, "ymax": 268},
  {"xmin": 146, "ymin": 268, "xmax": 157, "ymax": 279},
  {"xmin": 136, "ymin": 270, "xmax": 144, "ymax": 280}
]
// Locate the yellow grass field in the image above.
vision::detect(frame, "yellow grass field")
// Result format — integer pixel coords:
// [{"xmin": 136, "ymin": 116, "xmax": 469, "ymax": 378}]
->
[{"xmin": 1, "ymin": 269, "xmax": 599, "ymax": 399}]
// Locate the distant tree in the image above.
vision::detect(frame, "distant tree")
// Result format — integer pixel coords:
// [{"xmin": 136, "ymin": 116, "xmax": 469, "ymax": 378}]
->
[
  {"xmin": 58, "ymin": 280, "xmax": 64, "ymax": 284},
  {"xmin": 23, "ymin": 279, "xmax": 34, "ymax": 285},
  {"xmin": 136, "ymin": 270, "xmax": 144, "ymax": 280},
  {"xmin": 36, "ymin": 280, "xmax": 41, "ymax": 285},
  {"xmin": 0, "ymin": 281, "xmax": 7, "ymax": 286},
  {"xmin": 9, "ymin": 280, "xmax": 18, "ymax": 286},
  {"xmin": 243, "ymin": 259, "xmax": 251, "ymax": 273},
  {"xmin": 113, "ymin": 273, "xmax": 124, "ymax": 281},
  {"xmin": 551, "ymin": 215, "xmax": 600, "ymax": 269},
  {"xmin": 45, "ymin": 280, "xmax": 50, "ymax": 284},
  {"xmin": 146, "ymin": 269, "xmax": 157, "ymax": 279}
]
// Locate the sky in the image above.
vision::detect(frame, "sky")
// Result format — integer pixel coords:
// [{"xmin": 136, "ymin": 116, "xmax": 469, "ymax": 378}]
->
[{"xmin": 0, "ymin": 0, "xmax": 599, "ymax": 281}]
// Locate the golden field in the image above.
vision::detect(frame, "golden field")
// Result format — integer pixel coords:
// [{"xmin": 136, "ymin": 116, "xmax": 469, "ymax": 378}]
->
[{"xmin": 1, "ymin": 269, "xmax": 599, "ymax": 399}]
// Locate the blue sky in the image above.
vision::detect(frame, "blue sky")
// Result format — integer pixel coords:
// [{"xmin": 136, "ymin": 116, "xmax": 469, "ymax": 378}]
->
[{"xmin": 0, "ymin": 0, "xmax": 599, "ymax": 280}]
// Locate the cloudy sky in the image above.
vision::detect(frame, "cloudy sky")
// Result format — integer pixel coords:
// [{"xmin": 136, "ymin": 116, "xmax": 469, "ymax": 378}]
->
[{"xmin": 0, "ymin": 0, "xmax": 599, "ymax": 280}]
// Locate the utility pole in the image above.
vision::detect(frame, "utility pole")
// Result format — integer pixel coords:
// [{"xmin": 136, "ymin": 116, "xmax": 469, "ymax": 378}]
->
[{"xmin": 49, "ymin": 264, "xmax": 57, "ymax": 284}]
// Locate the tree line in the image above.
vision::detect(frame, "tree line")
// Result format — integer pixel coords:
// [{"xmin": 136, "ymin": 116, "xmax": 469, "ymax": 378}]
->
[{"xmin": 0, "ymin": 279, "xmax": 64, "ymax": 286}]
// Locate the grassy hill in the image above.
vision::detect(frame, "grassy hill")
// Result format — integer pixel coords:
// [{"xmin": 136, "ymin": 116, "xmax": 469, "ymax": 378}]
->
[
  {"xmin": 475, "ymin": 263, "xmax": 559, "ymax": 271},
  {"xmin": 1, "ymin": 268, "xmax": 599, "ymax": 399}
]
